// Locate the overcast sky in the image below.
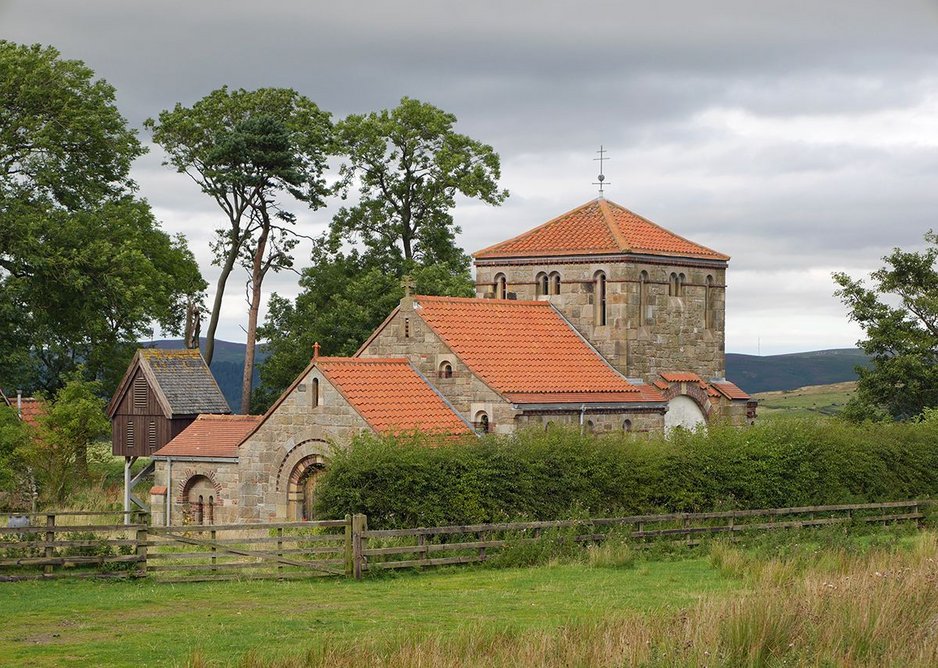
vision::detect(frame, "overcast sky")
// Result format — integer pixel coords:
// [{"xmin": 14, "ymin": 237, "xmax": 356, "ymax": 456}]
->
[{"xmin": 4, "ymin": 1, "xmax": 938, "ymax": 355}]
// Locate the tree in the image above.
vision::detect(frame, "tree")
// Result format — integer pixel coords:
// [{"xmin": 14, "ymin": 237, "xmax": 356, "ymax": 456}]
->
[
  {"xmin": 331, "ymin": 97, "xmax": 508, "ymax": 269},
  {"xmin": 0, "ymin": 404, "xmax": 31, "ymax": 503},
  {"xmin": 145, "ymin": 87, "xmax": 333, "ymax": 383},
  {"xmin": 253, "ymin": 98, "xmax": 506, "ymax": 410},
  {"xmin": 834, "ymin": 231, "xmax": 938, "ymax": 420},
  {"xmin": 30, "ymin": 378, "xmax": 109, "ymax": 501},
  {"xmin": 0, "ymin": 41, "xmax": 204, "ymax": 396}
]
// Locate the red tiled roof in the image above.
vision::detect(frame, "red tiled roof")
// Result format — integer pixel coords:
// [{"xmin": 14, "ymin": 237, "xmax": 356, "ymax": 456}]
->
[
  {"xmin": 414, "ymin": 296, "xmax": 652, "ymax": 403},
  {"xmin": 660, "ymin": 372, "xmax": 703, "ymax": 383},
  {"xmin": 317, "ymin": 358, "xmax": 471, "ymax": 435},
  {"xmin": 16, "ymin": 398, "xmax": 44, "ymax": 429},
  {"xmin": 154, "ymin": 414, "xmax": 262, "ymax": 459},
  {"xmin": 473, "ymin": 199, "xmax": 729, "ymax": 261},
  {"xmin": 710, "ymin": 381, "xmax": 751, "ymax": 401}
]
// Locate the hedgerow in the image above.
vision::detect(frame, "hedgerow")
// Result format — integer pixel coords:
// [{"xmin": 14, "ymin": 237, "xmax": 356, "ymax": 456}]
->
[{"xmin": 314, "ymin": 414, "xmax": 938, "ymax": 529}]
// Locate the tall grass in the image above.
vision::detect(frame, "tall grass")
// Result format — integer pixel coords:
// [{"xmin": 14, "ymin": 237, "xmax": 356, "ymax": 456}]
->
[{"xmin": 197, "ymin": 532, "xmax": 938, "ymax": 668}]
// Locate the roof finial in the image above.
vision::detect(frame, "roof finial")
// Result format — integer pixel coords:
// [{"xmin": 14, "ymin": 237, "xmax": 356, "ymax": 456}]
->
[
  {"xmin": 593, "ymin": 145, "xmax": 610, "ymax": 197},
  {"xmin": 401, "ymin": 274, "xmax": 414, "ymax": 297},
  {"xmin": 312, "ymin": 341, "xmax": 320, "ymax": 362}
]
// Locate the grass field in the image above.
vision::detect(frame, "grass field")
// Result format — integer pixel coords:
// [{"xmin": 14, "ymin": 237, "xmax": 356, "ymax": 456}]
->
[
  {"xmin": 753, "ymin": 381, "xmax": 857, "ymax": 417},
  {"xmin": 1, "ymin": 526, "xmax": 932, "ymax": 667}
]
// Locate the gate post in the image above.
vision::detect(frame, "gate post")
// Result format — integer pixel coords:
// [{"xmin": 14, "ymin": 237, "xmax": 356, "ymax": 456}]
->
[
  {"xmin": 343, "ymin": 514, "xmax": 352, "ymax": 577},
  {"xmin": 44, "ymin": 514, "xmax": 55, "ymax": 576},
  {"xmin": 135, "ymin": 524, "xmax": 148, "ymax": 577},
  {"xmin": 351, "ymin": 513, "xmax": 368, "ymax": 580}
]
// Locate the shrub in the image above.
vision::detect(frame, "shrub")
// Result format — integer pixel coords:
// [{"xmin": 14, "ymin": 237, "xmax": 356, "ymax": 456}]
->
[{"xmin": 314, "ymin": 415, "xmax": 938, "ymax": 529}]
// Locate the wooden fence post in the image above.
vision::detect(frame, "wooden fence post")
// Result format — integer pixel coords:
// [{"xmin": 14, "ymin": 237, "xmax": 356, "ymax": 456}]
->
[
  {"xmin": 277, "ymin": 527, "xmax": 283, "ymax": 576},
  {"xmin": 352, "ymin": 513, "xmax": 367, "ymax": 580},
  {"xmin": 210, "ymin": 529, "xmax": 217, "ymax": 573},
  {"xmin": 44, "ymin": 513, "xmax": 55, "ymax": 576},
  {"xmin": 344, "ymin": 514, "xmax": 353, "ymax": 577},
  {"xmin": 135, "ymin": 524, "xmax": 148, "ymax": 577}
]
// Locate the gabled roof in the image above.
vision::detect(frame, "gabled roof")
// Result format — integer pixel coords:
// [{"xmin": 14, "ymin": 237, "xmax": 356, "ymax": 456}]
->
[
  {"xmin": 656, "ymin": 373, "xmax": 751, "ymax": 401},
  {"xmin": 473, "ymin": 198, "xmax": 729, "ymax": 262},
  {"xmin": 0, "ymin": 389, "xmax": 45, "ymax": 429},
  {"xmin": 710, "ymin": 381, "xmax": 751, "ymax": 401},
  {"xmin": 153, "ymin": 414, "xmax": 262, "ymax": 459},
  {"xmin": 108, "ymin": 348, "xmax": 230, "ymax": 418},
  {"xmin": 317, "ymin": 358, "xmax": 472, "ymax": 435},
  {"xmin": 411, "ymin": 295, "xmax": 660, "ymax": 404}
]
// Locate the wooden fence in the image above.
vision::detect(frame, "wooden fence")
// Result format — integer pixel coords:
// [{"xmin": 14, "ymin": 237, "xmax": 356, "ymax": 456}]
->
[
  {"xmin": 354, "ymin": 500, "xmax": 926, "ymax": 577},
  {"xmin": 0, "ymin": 500, "xmax": 927, "ymax": 582}
]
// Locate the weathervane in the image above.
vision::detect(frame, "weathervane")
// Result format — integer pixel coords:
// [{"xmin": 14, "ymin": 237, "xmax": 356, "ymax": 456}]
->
[{"xmin": 593, "ymin": 145, "xmax": 610, "ymax": 196}]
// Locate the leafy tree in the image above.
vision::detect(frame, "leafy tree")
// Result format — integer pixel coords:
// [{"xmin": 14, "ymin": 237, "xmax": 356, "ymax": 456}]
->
[
  {"xmin": 0, "ymin": 41, "xmax": 204, "ymax": 396},
  {"xmin": 254, "ymin": 98, "xmax": 506, "ymax": 410},
  {"xmin": 0, "ymin": 404, "xmax": 31, "ymax": 502},
  {"xmin": 145, "ymin": 87, "xmax": 333, "ymax": 389},
  {"xmin": 331, "ymin": 97, "xmax": 507, "ymax": 268},
  {"xmin": 30, "ymin": 378, "xmax": 109, "ymax": 501},
  {"xmin": 834, "ymin": 231, "xmax": 938, "ymax": 420}
]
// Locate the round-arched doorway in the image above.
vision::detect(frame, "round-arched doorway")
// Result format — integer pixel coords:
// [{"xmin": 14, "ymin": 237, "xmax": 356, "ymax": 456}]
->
[
  {"xmin": 182, "ymin": 474, "xmax": 216, "ymax": 525},
  {"xmin": 287, "ymin": 455, "xmax": 326, "ymax": 520},
  {"xmin": 664, "ymin": 395, "xmax": 707, "ymax": 433}
]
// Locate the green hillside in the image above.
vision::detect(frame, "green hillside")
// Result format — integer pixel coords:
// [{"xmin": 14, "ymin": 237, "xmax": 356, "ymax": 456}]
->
[
  {"xmin": 753, "ymin": 381, "xmax": 857, "ymax": 417},
  {"xmin": 726, "ymin": 348, "xmax": 869, "ymax": 394}
]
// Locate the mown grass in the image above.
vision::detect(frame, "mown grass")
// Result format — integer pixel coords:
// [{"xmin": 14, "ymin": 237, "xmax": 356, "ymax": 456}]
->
[
  {"xmin": 0, "ymin": 554, "xmax": 731, "ymax": 667},
  {"xmin": 753, "ymin": 381, "xmax": 857, "ymax": 417}
]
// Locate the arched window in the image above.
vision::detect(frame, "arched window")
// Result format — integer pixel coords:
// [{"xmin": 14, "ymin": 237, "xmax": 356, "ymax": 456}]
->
[
  {"xmin": 668, "ymin": 272, "xmax": 679, "ymax": 297},
  {"xmin": 494, "ymin": 274, "xmax": 507, "ymax": 300},
  {"xmin": 623, "ymin": 419, "xmax": 633, "ymax": 432},
  {"xmin": 535, "ymin": 272, "xmax": 548, "ymax": 297},
  {"xmin": 439, "ymin": 361, "xmax": 453, "ymax": 379},
  {"xmin": 678, "ymin": 273, "xmax": 686, "ymax": 297},
  {"xmin": 586, "ymin": 420, "xmax": 595, "ymax": 434},
  {"xmin": 312, "ymin": 378, "xmax": 319, "ymax": 408},
  {"xmin": 208, "ymin": 496, "xmax": 215, "ymax": 525},
  {"xmin": 475, "ymin": 411, "xmax": 490, "ymax": 434},
  {"xmin": 705, "ymin": 275, "xmax": 715, "ymax": 329},
  {"xmin": 638, "ymin": 270, "xmax": 649, "ymax": 325},
  {"xmin": 196, "ymin": 495, "xmax": 204, "ymax": 525},
  {"xmin": 550, "ymin": 272, "xmax": 561, "ymax": 295},
  {"xmin": 594, "ymin": 271, "xmax": 607, "ymax": 326}
]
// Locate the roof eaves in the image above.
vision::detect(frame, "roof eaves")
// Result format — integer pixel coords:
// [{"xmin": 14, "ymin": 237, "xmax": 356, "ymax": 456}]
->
[
  {"xmin": 471, "ymin": 198, "xmax": 602, "ymax": 259},
  {"xmin": 609, "ymin": 201, "xmax": 731, "ymax": 261}
]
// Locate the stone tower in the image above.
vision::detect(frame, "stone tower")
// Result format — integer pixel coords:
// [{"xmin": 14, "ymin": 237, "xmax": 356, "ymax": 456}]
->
[{"xmin": 472, "ymin": 198, "xmax": 730, "ymax": 382}]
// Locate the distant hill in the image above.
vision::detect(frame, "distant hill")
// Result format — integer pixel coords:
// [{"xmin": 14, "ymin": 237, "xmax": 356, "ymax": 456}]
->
[
  {"xmin": 142, "ymin": 340, "xmax": 870, "ymax": 405},
  {"xmin": 726, "ymin": 348, "xmax": 870, "ymax": 394},
  {"xmin": 143, "ymin": 339, "xmax": 268, "ymax": 411}
]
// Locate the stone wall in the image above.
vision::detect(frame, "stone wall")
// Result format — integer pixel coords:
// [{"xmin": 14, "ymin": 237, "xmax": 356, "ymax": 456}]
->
[
  {"xmin": 475, "ymin": 257, "xmax": 727, "ymax": 382},
  {"xmin": 514, "ymin": 408, "xmax": 665, "ymax": 434},
  {"xmin": 150, "ymin": 459, "xmax": 239, "ymax": 526},
  {"xmin": 358, "ymin": 297, "xmax": 519, "ymax": 434},
  {"xmin": 236, "ymin": 367, "xmax": 370, "ymax": 522}
]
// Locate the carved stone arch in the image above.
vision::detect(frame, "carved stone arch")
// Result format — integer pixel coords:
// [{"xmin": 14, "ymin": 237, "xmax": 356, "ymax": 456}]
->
[
  {"xmin": 660, "ymin": 381, "xmax": 714, "ymax": 433},
  {"xmin": 270, "ymin": 438, "xmax": 331, "ymax": 521}
]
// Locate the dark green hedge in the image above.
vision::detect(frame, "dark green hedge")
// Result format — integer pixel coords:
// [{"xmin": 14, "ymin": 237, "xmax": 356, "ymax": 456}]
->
[{"xmin": 314, "ymin": 415, "xmax": 938, "ymax": 529}]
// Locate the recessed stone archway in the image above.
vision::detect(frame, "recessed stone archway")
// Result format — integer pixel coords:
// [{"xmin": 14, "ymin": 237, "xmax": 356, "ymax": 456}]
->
[
  {"xmin": 664, "ymin": 395, "xmax": 707, "ymax": 433},
  {"xmin": 270, "ymin": 438, "xmax": 330, "ymax": 521}
]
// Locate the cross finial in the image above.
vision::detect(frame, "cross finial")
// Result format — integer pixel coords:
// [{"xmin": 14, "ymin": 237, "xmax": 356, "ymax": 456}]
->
[
  {"xmin": 401, "ymin": 275, "xmax": 415, "ymax": 297},
  {"xmin": 312, "ymin": 341, "xmax": 320, "ymax": 362},
  {"xmin": 593, "ymin": 145, "xmax": 611, "ymax": 196}
]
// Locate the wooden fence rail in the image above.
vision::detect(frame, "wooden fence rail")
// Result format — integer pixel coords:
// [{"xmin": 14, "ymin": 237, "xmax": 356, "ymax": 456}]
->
[{"xmin": 0, "ymin": 501, "xmax": 928, "ymax": 582}]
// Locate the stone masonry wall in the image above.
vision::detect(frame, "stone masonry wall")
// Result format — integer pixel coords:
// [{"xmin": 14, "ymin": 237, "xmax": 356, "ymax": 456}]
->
[
  {"xmin": 514, "ymin": 408, "xmax": 665, "ymax": 434},
  {"xmin": 475, "ymin": 258, "xmax": 726, "ymax": 383},
  {"xmin": 358, "ymin": 298, "xmax": 519, "ymax": 434},
  {"xmin": 237, "ymin": 367, "xmax": 371, "ymax": 522},
  {"xmin": 151, "ymin": 459, "xmax": 239, "ymax": 526}
]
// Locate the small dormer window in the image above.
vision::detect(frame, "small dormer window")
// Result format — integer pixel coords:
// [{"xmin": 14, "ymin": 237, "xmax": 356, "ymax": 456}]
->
[{"xmin": 439, "ymin": 362, "xmax": 453, "ymax": 379}]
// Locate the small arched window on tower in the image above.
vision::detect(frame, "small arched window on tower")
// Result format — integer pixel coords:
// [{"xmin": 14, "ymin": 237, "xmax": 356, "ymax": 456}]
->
[
  {"xmin": 678, "ymin": 273, "xmax": 686, "ymax": 297},
  {"xmin": 535, "ymin": 272, "xmax": 548, "ymax": 297},
  {"xmin": 668, "ymin": 272, "xmax": 679, "ymax": 297},
  {"xmin": 594, "ymin": 271, "xmax": 607, "ymax": 326},
  {"xmin": 494, "ymin": 274, "xmax": 507, "ymax": 300},
  {"xmin": 439, "ymin": 361, "xmax": 453, "ymax": 379},
  {"xmin": 705, "ymin": 275, "xmax": 714, "ymax": 329},
  {"xmin": 475, "ymin": 411, "xmax": 490, "ymax": 434},
  {"xmin": 550, "ymin": 272, "xmax": 561, "ymax": 295},
  {"xmin": 638, "ymin": 270, "xmax": 649, "ymax": 325},
  {"xmin": 311, "ymin": 378, "xmax": 320, "ymax": 408}
]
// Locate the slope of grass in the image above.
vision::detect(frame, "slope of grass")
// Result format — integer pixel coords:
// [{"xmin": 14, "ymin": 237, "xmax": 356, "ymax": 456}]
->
[
  {"xmin": 0, "ymin": 558, "xmax": 732, "ymax": 667},
  {"xmin": 754, "ymin": 381, "xmax": 857, "ymax": 417}
]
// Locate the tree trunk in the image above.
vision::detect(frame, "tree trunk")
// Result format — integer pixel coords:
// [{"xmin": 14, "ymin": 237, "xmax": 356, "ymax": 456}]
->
[
  {"xmin": 203, "ymin": 240, "xmax": 240, "ymax": 366},
  {"xmin": 240, "ymin": 224, "xmax": 270, "ymax": 414}
]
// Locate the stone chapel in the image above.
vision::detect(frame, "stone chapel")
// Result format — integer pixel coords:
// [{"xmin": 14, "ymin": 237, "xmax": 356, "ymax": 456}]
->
[{"xmin": 142, "ymin": 197, "xmax": 756, "ymax": 525}]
